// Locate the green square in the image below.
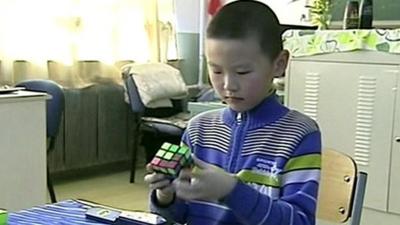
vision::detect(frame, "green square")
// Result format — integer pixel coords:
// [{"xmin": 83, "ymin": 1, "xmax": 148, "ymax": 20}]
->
[
  {"xmin": 169, "ymin": 146, "xmax": 179, "ymax": 153},
  {"xmin": 170, "ymin": 145, "xmax": 179, "ymax": 152},
  {"xmin": 167, "ymin": 168, "xmax": 176, "ymax": 176},
  {"xmin": 156, "ymin": 149, "xmax": 166, "ymax": 157},
  {"xmin": 184, "ymin": 150, "xmax": 191, "ymax": 159},
  {"xmin": 161, "ymin": 142, "xmax": 171, "ymax": 150},
  {"xmin": 164, "ymin": 152, "xmax": 174, "ymax": 160},
  {"xmin": 159, "ymin": 168, "xmax": 168, "ymax": 174},
  {"xmin": 153, "ymin": 165, "xmax": 163, "ymax": 171},
  {"xmin": 178, "ymin": 146, "xmax": 189, "ymax": 154},
  {"xmin": 179, "ymin": 157, "xmax": 186, "ymax": 165}
]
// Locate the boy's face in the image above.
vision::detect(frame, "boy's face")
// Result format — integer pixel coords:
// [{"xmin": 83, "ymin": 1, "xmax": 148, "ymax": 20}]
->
[{"xmin": 206, "ymin": 37, "xmax": 286, "ymax": 112}]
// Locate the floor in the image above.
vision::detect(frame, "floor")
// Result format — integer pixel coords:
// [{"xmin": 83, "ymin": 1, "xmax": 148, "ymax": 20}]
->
[{"xmin": 53, "ymin": 168, "xmax": 150, "ymax": 211}]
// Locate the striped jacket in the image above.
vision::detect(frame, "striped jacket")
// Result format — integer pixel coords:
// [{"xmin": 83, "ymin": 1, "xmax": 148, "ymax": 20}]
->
[{"xmin": 150, "ymin": 94, "xmax": 321, "ymax": 225}]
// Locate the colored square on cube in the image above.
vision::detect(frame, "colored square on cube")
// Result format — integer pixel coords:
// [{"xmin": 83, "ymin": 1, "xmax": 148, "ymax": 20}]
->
[
  {"xmin": 164, "ymin": 152, "xmax": 174, "ymax": 160},
  {"xmin": 150, "ymin": 157, "xmax": 161, "ymax": 165},
  {"xmin": 170, "ymin": 145, "xmax": 179, "ymax": 152},
  {"xmin": 161, "ymin": 142, "xmax": 172, "ymax": 149},
  {"xmin": 150, "ymin": 142, "xmax": 193, "ymax": 177},
  {"xmin": 178, "ymin": 147, "xmax": 187, "ymax": 154},
  {"xmin": 156, "ymin": 149, "xmax": 166, "ymax": 157}
]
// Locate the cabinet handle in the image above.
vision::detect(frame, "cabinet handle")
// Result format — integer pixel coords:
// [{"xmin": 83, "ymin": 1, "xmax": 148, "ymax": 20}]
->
[{"xmin": 396, "ymin": 137, "xmax": 400, "ymax": 143}]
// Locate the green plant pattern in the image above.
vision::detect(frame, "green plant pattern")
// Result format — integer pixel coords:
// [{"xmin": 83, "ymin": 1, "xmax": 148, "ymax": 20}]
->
[
  {"xmin": 309, "ymin": 0, "xmax": 332, "ymax": 30},
  {"xmin": 283, "ymin": 29, "xmax": 400, "ymax": 57}
]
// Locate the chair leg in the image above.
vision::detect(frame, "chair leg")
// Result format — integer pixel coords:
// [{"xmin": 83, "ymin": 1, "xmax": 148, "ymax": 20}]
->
[
  {"xmin": 130, "ymin": 142, "xmax": 137, "ymax": 183},
  {"xmin": 130, "ymin": 122, "xmax": 141, "ymax": 183},
  {"xmin": 350, "ymin": 172, "xmax": 368, "ymax": 225},
  {"xmin": 47, "ymin": 166, "xmax": 57, "ymax": 203}
]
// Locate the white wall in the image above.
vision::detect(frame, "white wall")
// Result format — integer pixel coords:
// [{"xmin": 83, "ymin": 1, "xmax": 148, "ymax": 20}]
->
[
  {"xmin": 220, "ymin": 0, "xmax": 313, "ymax": 26},
  {"xmin": 175, "ymin": 0, "xmax": 313, "ymax": 33},
  {"xmin": 175, "ymin": 0, "xmax": 200, "ymax": 33}
]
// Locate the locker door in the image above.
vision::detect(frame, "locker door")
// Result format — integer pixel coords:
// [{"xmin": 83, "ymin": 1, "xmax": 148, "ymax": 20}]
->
[
  {"xmin": 286, "ymin": 60, "xmax": 399, "ymax": 212},
  {"xmin": 389, "ymin": 69, "xmax": 400, "ymax": 214}
]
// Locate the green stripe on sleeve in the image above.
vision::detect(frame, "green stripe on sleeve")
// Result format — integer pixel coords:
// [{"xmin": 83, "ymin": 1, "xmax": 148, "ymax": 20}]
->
[
  {"xmin": 236, "ymin": 170, "xmax": 280, "ymax": 188},
  {"xmin": 284, "ymin": 154, "xmax": 321, "ymax": 172}
]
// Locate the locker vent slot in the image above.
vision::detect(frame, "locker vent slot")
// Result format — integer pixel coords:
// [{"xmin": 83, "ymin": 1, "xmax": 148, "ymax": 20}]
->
[
  {"xmin": 354, "ymin": 76, "xmax": 376, "ymax": 166},
  {"xmin": 304, "ymin": 72, "xmax": 320, "ymax": 121}
]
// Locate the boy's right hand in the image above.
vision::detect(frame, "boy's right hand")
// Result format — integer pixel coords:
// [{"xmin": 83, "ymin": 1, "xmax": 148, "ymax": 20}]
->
[{"xmin": 144, "ymin": 163, "xmax": 175, "ymax": 206}]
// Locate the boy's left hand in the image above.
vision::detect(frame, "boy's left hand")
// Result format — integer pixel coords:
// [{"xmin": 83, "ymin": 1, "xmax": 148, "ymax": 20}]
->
[{"xmin": 173, "ymin": 155, "xmax": 237, "ymax": 202}]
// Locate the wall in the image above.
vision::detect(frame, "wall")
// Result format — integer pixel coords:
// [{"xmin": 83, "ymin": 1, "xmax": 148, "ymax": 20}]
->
[
  {"xmin": 174, "ymin": 0, "xmax": 316, "ymax": 87},
  {"xmin": 175, "ymin": 0, "xmax": 201, "ymax": 85},
  {"xmin": 261, "ymin": 0, "xmax": 312, "ymax": 26}
]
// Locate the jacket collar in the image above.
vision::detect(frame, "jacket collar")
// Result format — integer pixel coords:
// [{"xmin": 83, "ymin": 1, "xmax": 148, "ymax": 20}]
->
[{"xmin": 222, "ymin": 94, "xmax": 288, "ymax": 128}]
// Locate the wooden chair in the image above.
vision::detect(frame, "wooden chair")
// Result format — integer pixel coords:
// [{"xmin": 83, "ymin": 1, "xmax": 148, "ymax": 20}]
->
[{"xmin": 317, "ymin": 149, "xmax": 368, "ymax": 225}]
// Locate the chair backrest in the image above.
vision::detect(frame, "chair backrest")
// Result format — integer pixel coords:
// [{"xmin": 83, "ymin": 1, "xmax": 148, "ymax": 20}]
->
[
  {"xmin": 16, "ymin": 79, "xmax": 65, "ymax": 139},
  {"xmin": 317, "ymin": 149, "xmax": 368, "ymax": 225},
  {"xmin": 122, "ymin": 66, "xmax": 185, "ymax": 118},
  {"xmin": 122, "ymin": 66, "xmax": 146, "ymax": 114}
]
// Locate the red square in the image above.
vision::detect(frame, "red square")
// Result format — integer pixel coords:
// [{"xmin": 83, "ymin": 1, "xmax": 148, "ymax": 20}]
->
[
  {"xmin": 151, "ymin": 157, "xmax": 161, "ymax": 165},
  {"xmin": 160, "ymin": 160, "xmax": 172, "ymax": 168}
]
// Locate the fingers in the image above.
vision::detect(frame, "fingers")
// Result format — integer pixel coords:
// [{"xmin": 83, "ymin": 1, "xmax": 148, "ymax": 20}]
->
[
  {"xmin": 159, "ymin": 184, "xmax": 174, "ymax": 195},
  {"xmin": 173, "ymin": 175, "xmax": 197, "ymax": 200},
  {"xmin": 149, "ymin": 178, "xmax": 172, "ymax": 190},
  {"xmin": 146, "ymin": 163, "xmax": 154, "ymax": 173},
  {"xmin": 178, "ymin": 168, "xmax": 193, "ymax": 181},
  {"xmin": 144, "ymin": 172, "xmax": 166, "ymax": 183},
  {"xmin": 144, "ymin": 172, "xmax": 173, "ymax": 190},
  {"xmin": 174, "ymin": 168, "xmax": 205, "ymax": 200},
  {"xmin": 174, "ymin": 168, "xmax": 193, "ymax": 200}
]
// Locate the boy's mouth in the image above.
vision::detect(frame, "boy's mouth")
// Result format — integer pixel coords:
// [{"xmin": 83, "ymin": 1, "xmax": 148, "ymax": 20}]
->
[{"xmin": 224, "ymin": 96, "xmax": 244, "ymax": 101}]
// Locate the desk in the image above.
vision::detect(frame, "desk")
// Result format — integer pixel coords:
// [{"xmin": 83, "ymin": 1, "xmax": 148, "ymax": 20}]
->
[{"xmin": 0, "ymin": 90, "xmax": 48, "ymax": 211}]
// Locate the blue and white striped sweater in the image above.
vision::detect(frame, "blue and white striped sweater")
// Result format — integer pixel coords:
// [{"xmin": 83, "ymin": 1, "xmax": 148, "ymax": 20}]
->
[{"xmin": 150, "ymin": 95, "xmax": 321, "ymax": 225}]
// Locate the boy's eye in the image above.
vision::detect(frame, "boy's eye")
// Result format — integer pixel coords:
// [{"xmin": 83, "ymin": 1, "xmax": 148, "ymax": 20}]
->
[
  {"xmin": 237, "ymin": 71, "xmax": 251, "ymax": 75},
  {"xmin": 212, "ymin": 71, "xmax": 223, "ymax": 75}
]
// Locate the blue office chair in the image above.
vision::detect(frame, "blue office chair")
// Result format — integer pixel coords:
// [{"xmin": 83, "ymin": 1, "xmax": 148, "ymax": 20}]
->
[
  {"xmin": 122, "ymin": 66, "xmax": 190, "ymax": 183},
  {"xmin": 16, "ymin": 79, "xmax": 65, "ymax": 203}
]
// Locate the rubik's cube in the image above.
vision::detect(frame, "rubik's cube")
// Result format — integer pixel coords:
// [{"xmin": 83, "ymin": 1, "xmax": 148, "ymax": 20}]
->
[{"xmin": 150, "ymin": 142, "xmax": 193, "ymax": 177}]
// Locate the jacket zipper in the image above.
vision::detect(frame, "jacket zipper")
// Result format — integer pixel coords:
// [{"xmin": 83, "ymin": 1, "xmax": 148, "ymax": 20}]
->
[
  {"xmin": 236, "ymin": 112, "xmax": 242, "ymax": 124},
  {"xmin": 227, "ymin": 112, "xmax": 246, "ymax": 172}
]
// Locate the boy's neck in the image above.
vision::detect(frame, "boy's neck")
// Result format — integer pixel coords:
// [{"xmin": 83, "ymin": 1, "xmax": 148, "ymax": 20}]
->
[{"xmin": 265, "ymin": 85, "xmax": 276, "ymax": 99}]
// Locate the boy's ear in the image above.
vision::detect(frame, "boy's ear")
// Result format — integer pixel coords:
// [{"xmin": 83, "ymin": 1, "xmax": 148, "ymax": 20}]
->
[{"xmin": 273, "ymin": 50, "xmax": 289, "ymax": 78}]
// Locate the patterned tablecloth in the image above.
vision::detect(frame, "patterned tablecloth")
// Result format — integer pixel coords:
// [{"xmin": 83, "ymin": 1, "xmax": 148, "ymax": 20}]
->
[
  {"xmin": 7, "ymin": 200, "xmax": 176, "ymax": 225},
  {"xmin": 8, "ymin": 200, "xmax": 107, "ymax": 225},
  {"xmin": 283, "ymin": 29, "xmax": 400, "ymax": 57}
]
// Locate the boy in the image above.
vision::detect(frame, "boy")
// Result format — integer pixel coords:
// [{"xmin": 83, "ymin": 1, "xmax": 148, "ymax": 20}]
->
[{"xmin": 144, "ymin": 1, "xmax": 321, "ymax": 224}]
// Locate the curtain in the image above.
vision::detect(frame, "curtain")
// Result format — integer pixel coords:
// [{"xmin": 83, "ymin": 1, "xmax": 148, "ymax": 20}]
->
[{"xmin": 0, "ymin": 0, "xmax": 177, "ymax": 88}]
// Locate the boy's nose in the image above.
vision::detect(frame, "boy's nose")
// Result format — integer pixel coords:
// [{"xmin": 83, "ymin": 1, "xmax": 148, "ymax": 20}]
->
[{"xmin": 223, "ymin": 74, "xmax": 239, "ymax": 92}]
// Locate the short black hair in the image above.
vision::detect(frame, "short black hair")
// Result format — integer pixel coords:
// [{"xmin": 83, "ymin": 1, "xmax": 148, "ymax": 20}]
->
[{"xmin": 206, "ymin": 0, "xmax": 282, "ymax": 60}]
